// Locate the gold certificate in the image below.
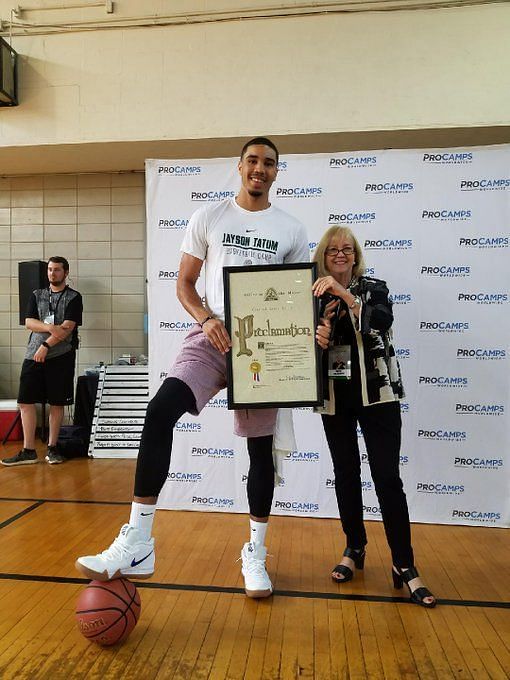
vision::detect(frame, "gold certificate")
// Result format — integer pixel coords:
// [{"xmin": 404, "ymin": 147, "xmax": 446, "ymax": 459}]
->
[{"xmin": 223, "ymin": 263, "xmax": 322, "ymax": 409}]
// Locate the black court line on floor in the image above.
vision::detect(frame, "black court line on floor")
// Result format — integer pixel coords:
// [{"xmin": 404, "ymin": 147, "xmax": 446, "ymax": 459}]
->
[
  {"xmin": 0, "ymin": 501, "xmax": 45, "ymax": 530},
  {"xmin": 0, "ymin": 498, "xmax": 131, "ymax": 530},
  {"xmin": 0, "ymin": 497, "xmax": 133, "ymax": 535},
  {"xmin": 0, "ymin": 573, "xmax": 508, "ymax": 609},
  {"xmin": 0, "ymin": 499, "xmax": 508, "ymax": 610}
]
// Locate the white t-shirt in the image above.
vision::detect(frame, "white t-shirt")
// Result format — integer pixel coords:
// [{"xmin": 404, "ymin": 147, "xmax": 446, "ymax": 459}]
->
[{"xmin": 180, "ymin": 198, "xmax": 310, "ymax": 319}]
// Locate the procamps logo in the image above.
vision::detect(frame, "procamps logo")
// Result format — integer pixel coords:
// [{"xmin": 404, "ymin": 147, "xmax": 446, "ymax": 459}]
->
[
  {"xmin": 175, "ymin": 421, "xmax": 202, "ymax": 433},
  {"xmin": 460, "ymin": 178, "xmax": 510, "ymax": 192},
  {"xmin": 191, "ymin": 446, "xmax": 234, "ymax": 458},
  {"xmin": 420, "ymin": 265, "xmax": 470, "ymax": 278},
  {"xmin": 158, "ymin": 218, "xmax": 189, "ymax": 230},
  {"xmin": 284, "ymin": 450, "xmax": 320, "ymax": 462},
  {"xmin": 206, "ymin": 397, "xmax": 228, "ymax": 409},
  {"xmin": 329, "ymin": 156, "xmax": 377, "ymax": 169},
  {"xmin": 396, "ymin": 348, "xmax": 411, "ymax": 359},
  {"xmin": 167, "ymin": 471, "xmax": 203, "ymax": 483},
  {"xmin": 158, "ymin": 165, "xmax": 201, "ymax": 175},
  {"xmin": 457, "ymin": 292, "xmax": 508, "ymax": 305},
  {"xmin": 418, "ymin": 376, "xmax": 468, "ymax": 389},
  {"xmin": 452, "ymin": 509, "xmax": 501, "ymax": 523},
  {"xmin": 459, "ymin": 236, "xmax": 508, "ymax": 249},
  {"xmin": 454, "ymin": 457, "xmax": 503, "ymax": 470},
  {"xmin": 365, "ymin": 182, "xmax": 413, "ymax": 195},
  {"xmin": 328, "ymin": 211, "xmax": 376, "ymax": 225},
  {"xmin": 364, "ymin": 238, "xmax": 413, "ymax": 251},
  {"xmin": 191, "ymin": 190, "xmax": 235, "ymax": 202},
  {"xmin": 158, "ymin": 270, "xmax": 179, "ymax": 280},
  {"xmin": 417, "ymin": 429, "xmax": 467, "ymax": 442},
  {"xmin": 422, "ymin": 209, "xmax": 471, "ymax": 222},
  {"xmin": 275, "ymin": 186, "xmax": 322, "ymax": 199},
  {"xmin": 191, "ymin": 496, "xmax": 234, "ymax": 508},
  {"xmin": 390, "ymin": 293, "xmax": 412, "ymax": 305},
  {"xmin": 455, "ymin": 403, "xmax": 504, "ymax": 416},
  {"xmin": 456, "ymin": 348, "xmax": 506, "ymax": 361},
  {"xmin": 159, "ymin": 320, "xmax": 195, "ymax": 332},
  {"xmin": 419, "ymin": 321, "xmax": 469, "ymax": 333},
  {"xmin": 417, "ymin": 482, "xmax": 464, "ymax": 495},
  {"xmin": 274, "ymin": 500, "xmax": 319, "ymax": 514},
  {"xmin": 423, "ymin": 152, "xmax": 473, "ymax": 165}
]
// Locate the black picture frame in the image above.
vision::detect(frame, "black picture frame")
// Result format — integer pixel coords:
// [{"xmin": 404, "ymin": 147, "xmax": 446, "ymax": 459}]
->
[{"xmin": 223, "ymin": 262, "xmax": 322, "ymax": 410}]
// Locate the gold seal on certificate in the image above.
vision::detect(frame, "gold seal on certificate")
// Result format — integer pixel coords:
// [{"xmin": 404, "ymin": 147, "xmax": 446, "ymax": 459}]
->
[{"xmin": 223, "ymin": 263, "xmax": 322, "ymax": 409}]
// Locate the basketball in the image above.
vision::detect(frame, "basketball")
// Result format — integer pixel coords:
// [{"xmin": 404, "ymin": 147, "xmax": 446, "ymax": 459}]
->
[{"xmin": 75, "ymin": 578, "xmax": 141, "ymax": 646}]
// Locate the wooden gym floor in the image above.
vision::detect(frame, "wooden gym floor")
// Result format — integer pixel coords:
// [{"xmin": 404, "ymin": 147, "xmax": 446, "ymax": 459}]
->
[{"xmin": 0, "ymin": 441, "xmax": 508, "ymax": 680}]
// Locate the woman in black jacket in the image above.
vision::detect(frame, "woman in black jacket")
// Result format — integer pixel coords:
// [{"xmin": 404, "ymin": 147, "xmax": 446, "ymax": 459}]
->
[{"xmin": 312, "ymin": 225, "xmax": 436, "ymax": 608}]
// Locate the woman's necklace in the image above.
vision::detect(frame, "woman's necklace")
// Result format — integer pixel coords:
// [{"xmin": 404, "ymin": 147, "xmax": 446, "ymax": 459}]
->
[{"xmin": 347, "ymin": 275, "xmax": 357, "ymax": 290}]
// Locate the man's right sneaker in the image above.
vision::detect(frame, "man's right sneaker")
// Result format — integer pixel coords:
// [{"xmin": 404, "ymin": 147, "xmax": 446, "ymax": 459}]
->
[
  {"xmin": 1, "ymin": 449, "xmax": 38, "ymax": 466},
  {"xmin": 75, "ymin": 524, "xmax": 155, "ymax": 581},
  {"xmin": 45, "ymin": 446, "xmax": 65, "ymax": 465},
  {"xmin": 240, "ymin": 541, "xmax": 273, "ymax": 598}
]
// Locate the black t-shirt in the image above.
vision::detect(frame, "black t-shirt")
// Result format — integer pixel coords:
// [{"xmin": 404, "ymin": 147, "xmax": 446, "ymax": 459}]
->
[
  {"xmin": 26, "ymin": 291, "xmax": 83, "ymax": 326},
  {"xmin": 25, "ymin": 287, "xmax": 83, "ymax": 359}
]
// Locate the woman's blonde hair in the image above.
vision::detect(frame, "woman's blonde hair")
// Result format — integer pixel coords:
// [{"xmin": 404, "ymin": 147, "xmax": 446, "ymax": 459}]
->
[{"xmin": 313, "ymin": 225, "xmax": 366, "ymax": 279}]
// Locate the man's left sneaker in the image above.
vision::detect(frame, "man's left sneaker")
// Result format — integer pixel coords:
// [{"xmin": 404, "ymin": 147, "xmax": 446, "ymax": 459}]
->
[
  {"xmin": 75, "ymin": 524, "xmax": 155, "ymax": 581},
  {"xmin": 46, "ymin": 446, "xmax": 65, "ymax": 465},
  {"xmin": 240, "ymin": 541, "xmax": 273, "ymax": 598}
]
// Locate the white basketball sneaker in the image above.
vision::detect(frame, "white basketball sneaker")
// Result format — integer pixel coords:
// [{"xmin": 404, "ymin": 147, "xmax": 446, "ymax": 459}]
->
[
  {"xmin": 240, "ymin": 542, "xmax": 273, "ymax": 598},
  {"xmin": 75, "ymin": 524, "xmax": 155, "ymax": 581}
]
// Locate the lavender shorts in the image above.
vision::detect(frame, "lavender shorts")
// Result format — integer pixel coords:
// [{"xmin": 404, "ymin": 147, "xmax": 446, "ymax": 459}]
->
[{"xmin": 168, "ymin": 326, "xmax": 277, "ymax": 438}]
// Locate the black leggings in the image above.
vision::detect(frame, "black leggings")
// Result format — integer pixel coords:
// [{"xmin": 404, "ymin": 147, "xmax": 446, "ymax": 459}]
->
[
  {"xmin": 246, "ymin": 435, "xmax": 275, "ymax": 518},
  {"xmin": 134, "ymin": 378, "xmax": 276, "ymax": 517},
  {"xmin": 134, "ymin": 378, "xmax": 196, "ymax": 497},
  {"xmin": 322, "ymin": 399, "xmax": 414, "ymax": 568}
]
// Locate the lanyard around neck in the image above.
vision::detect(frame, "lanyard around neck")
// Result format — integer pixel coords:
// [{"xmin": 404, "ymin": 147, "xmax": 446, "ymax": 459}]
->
[{"xmin": 48, "ymin": 286, "xmax": 66, "ymax": 314}]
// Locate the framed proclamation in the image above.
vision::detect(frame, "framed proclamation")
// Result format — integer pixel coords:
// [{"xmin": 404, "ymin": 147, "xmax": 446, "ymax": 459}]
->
[{"xmin": 223, "ymin": 263, "xmax": 322, "ymax": 409}]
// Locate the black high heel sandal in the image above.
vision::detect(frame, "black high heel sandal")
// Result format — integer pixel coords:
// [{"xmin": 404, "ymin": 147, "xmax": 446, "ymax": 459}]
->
[
  {"xmin": 332, "ymin": 547, "xmax": 366, "ymax": 583},
  {"xmin": 392, "ymin": 566, "xmax": 436, "ymax": 608}
]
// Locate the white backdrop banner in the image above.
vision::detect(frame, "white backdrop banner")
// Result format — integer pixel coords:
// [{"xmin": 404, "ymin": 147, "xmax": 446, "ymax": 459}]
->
[{"xmin": 146, "ymin": 146, "xmax": 510, "ymax": 528}]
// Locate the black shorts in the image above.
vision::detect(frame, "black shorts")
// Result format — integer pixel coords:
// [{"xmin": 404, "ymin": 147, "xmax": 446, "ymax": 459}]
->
[{"xmin": 17, "ymin": 351, "xmax": 76, "ymax": 406}]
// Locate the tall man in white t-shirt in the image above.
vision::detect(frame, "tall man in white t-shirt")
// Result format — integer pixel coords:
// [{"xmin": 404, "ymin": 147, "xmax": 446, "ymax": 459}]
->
[{"xmin": 76, "ymin": 138, "xmax": 310, "ymax": 597}]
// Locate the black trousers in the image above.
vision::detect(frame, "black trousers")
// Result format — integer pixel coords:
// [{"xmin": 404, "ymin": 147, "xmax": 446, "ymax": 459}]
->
[
  {"xmin": 321, "ymin": 397, "xmax": 414, "ymax": 567},
  {"xmin": 134, "ymin": 378, "xmax": 275, "ymax": 516}
]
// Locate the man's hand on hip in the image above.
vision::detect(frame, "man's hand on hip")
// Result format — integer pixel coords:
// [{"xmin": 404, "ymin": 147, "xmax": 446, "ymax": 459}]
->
[{"xmin": 202, "ymin": 318, "xmax": 232, "ymax": 354}]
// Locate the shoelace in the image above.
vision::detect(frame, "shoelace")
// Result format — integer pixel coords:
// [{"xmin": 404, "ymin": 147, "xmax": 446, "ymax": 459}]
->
[
  {"xmin": 100, "ymin": 541, "xmax": 127, "ymax": 560},
  {"xmin": 100, "ymin": 533, "xmax": 133, "ymax": 560},
  {"xmin": 237, "ymin": 550, "xmax": 273, "ymax": 575},
  {"xmin": 244, "ymin": 556, "xmax": 267, "ymax": 576}
]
